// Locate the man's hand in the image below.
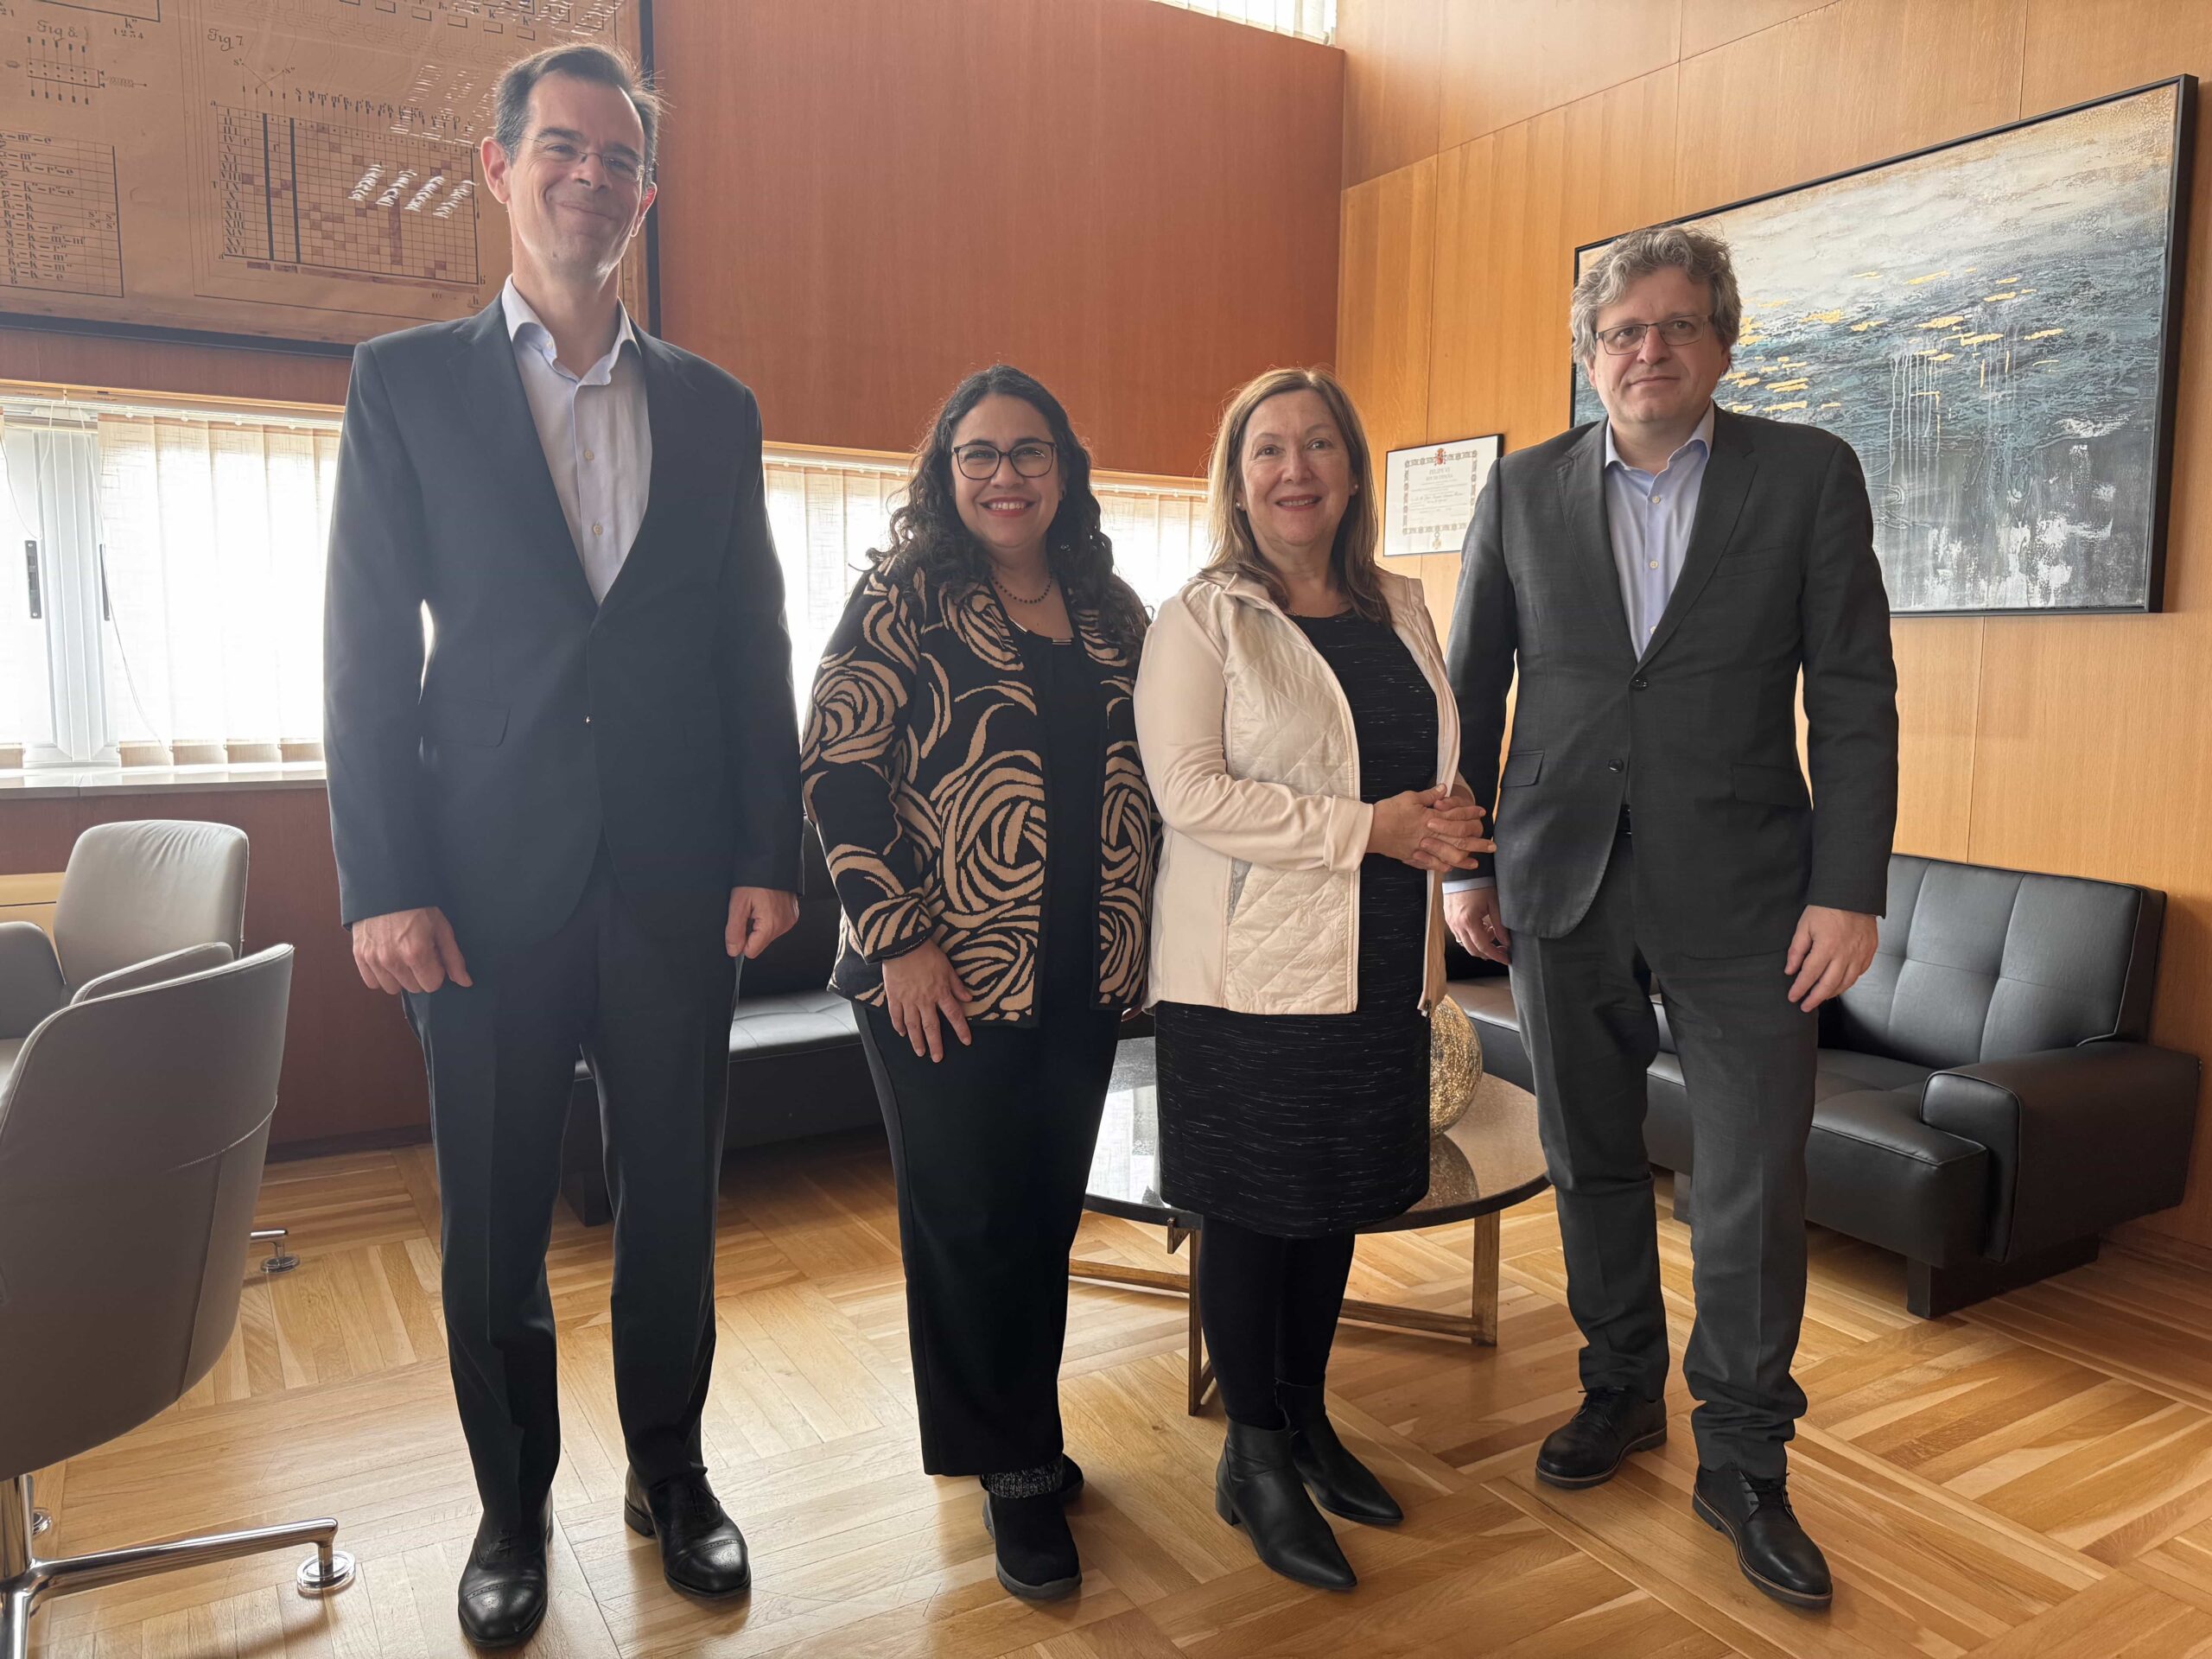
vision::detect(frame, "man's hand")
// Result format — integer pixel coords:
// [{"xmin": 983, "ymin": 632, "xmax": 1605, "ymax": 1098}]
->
[
  {"xmin": 1446, "ymin": 887, "xmax": 1510, "ymax": 964},
  {"xmin": 728, "ymin": 887, "xmax": 800, "ymax": 960},
  {"xmin": 353, "ymin": 906, "xmax": 472, "ymax": 995},
  {"xmin": 1785, "ymin": 906, "xmax": 1878, "ymax": 1011}
]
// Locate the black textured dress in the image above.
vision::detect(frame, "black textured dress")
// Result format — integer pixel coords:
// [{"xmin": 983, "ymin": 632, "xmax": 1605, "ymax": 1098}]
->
[{"xmin": 1154, "ymin": 611, "xmax": 1435, "ymax": 1237}]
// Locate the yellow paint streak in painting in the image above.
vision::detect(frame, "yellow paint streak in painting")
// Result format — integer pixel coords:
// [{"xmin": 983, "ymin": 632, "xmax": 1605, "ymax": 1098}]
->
[
  {"xmin": 1928, "ymin": 353, "xmax": 1956, "ymax": 362},
  {"xmin": 1850, "ymin": 319, "xmax": 1888, "ymax": 332},
  {"xmin": 1801, "ymin": 309, "xmax": 1845, "ymax": 324},
  {"xmin": 1919, "ymin": 315, "xmax": 1967, "ymax": 328},
  {"xmin": 1768, "ymin": 378, "xmax": 1811, "ymax": 391},
  {"xmin": 1984, "ymin": 292, "xmax": 2021, "ymax": 302},
  {"xmin": 1906, "ymin": 270, "xmax": 1951, "ymax": 284},
  {"xmin": 2024, "ymin": 328, "xmax": 2064, "ymax": 340},
  {"xmin": 1767, "ymin": 400, "xmax": 1809, "ymax": 412},
  {"xmin": 1960, "ymin": 333, "xmax": 2004, "ymax": 346}
]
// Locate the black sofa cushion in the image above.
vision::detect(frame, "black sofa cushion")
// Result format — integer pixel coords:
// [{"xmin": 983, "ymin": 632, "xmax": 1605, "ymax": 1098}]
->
[{"xmin": 1827, "ymin": 855, "xmax": 2163, "ymax": 1068}]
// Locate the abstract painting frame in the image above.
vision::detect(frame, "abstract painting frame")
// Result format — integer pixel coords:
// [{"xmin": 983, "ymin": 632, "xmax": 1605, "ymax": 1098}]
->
[{"xmin": 1571, "ymin": 77, "xmax": 2195, "ymax": 617}]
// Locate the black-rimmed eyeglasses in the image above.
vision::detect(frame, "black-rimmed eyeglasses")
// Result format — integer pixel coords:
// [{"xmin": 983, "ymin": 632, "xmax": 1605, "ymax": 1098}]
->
[
  {"xmin": 952, "ymin": 441, "xmax": 1058, "ymax": 480},
  {"xmin": 1596, "ymin": 315, "xmax": 1711, "ymax": 355}
]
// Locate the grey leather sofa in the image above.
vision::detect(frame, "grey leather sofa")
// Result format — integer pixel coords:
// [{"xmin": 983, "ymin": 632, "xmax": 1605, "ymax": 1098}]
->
[{"xmin": 1452, "ymin": 854, "xmax": 2200, "ymax": 1315}]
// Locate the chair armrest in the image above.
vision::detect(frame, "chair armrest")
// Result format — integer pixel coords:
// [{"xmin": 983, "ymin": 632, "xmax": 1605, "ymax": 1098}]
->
[
  {"xmin": 69, "ymin": 941, "xmax": 237, "ymax": 1005},
  {"xmin": 0, "ymin": 920, "xmax": 64, "ymax": 1038},
  {"xmin": 1921, "ymin": 1041, "xmax": 2200, "ymax": 1262}
]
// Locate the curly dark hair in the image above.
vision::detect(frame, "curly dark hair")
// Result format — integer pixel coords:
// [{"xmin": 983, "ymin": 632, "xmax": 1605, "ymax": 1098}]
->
[{"xmin": 874, "ymin": 365, "xmax": 1148, "ymax": 650}]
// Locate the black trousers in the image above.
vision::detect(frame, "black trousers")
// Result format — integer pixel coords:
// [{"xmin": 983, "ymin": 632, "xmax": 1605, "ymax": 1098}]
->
[
  {"xmin": 856, "ymin": 1003, "xmax": 1119, "ymax": 1475},
  {"xmin": 404, "ymin": 851, "xmax": 736, "ymax": 1529},
  {"xmin": 1195, "ymin": 1217, "xmax": 1357, "ymax": 1428},
  {"xmin": 1510, "ymin": 830, "xmax": 1819, "ymax": 1478}
]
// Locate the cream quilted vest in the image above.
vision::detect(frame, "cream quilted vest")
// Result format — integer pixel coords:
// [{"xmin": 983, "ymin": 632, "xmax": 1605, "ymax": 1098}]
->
[{"xmin": 1135, "ymin": 567, "xmax": 1460, "ymax": 1015}]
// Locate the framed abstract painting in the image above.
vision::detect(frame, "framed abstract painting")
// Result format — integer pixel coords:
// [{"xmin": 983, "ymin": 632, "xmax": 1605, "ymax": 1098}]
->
[{"xmin": 1573, "ymin": 77, "xmax": 2193, "ymax": 615}]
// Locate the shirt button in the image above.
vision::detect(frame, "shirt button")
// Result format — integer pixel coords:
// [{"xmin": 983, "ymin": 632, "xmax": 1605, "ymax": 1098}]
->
[
  {"xmin": 1648, "ymin": 560, "xmax": 1659, "ymax": 570},
  {"xmin": 584, "ymin": 715, "xmax": 592, "ymax": 725},
  {"xmin": 592, "ymin": 523, "xmax": 603, "ymax": 537},
  {"xmin": 583, "ymin": 448, "xmax": 595, "ymax": 461}
]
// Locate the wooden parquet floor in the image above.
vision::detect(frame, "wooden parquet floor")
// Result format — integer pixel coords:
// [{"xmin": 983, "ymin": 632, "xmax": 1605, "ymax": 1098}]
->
[{"xmin": 29, "ymin": 1080, "xmax": 2212, "ymax": 1658}]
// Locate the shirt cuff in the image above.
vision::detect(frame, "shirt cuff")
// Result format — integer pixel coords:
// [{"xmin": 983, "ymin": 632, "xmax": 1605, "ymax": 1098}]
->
[{"xmin": 1442, "ymin": 875, "xmax": 1496, "ymax": 894}]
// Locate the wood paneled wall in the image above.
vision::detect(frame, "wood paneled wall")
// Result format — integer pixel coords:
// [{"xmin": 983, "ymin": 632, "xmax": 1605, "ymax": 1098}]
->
[
  {"xmin": 651, "ymin": 0, "xmax": 1342, "ymax": 475},
  {"xmin": 1334, "ymin": 0, "xmax": 2212, "ymax": 1255},
  {"xmin": 0, "ymin": 0, "xmax": 1340, "ymax": 478}
]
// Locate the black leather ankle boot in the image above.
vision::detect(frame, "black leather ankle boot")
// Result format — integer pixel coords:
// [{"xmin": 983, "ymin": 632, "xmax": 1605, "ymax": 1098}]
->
[
  {"xmin": 1214, "ymin": 1419, "xmax": 1356, "ymax": 1590},
  {"xmin": 1280, "ymin": 1382, "xmax": 1402, "ymax": 1526}
]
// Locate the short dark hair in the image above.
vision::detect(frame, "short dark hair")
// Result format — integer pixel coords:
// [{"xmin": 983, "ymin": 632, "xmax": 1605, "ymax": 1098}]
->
[{"xmin": 493, "ymin": 43, "xmax": 661, "ymax": 182}]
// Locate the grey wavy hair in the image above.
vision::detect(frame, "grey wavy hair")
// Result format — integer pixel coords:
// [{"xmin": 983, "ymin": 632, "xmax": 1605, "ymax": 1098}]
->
[{"xmin": 1570, "ymin": 224, "xmax": 1742, "ymax": 363}]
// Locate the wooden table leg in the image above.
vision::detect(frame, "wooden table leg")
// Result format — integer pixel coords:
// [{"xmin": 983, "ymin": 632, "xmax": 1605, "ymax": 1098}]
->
[
  {"xmin": 1471, "ymin": 1211, "xmax": 1500, "ymax": 1345},
  {"xmin": 1185, "ymin": 1230, "xmax": 1215, "ymax": 1415}
]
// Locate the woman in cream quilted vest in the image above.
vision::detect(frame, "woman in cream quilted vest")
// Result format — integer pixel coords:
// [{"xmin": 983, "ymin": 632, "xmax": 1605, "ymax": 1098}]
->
[{"xmin": 1135, "ymin": 368, "xmax": 1490, "ymax": 1591}]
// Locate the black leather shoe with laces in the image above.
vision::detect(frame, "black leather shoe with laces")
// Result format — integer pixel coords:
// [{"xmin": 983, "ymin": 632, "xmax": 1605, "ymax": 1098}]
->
[
  {"xmin": 623, "ymin": 1468, "xmax": 751, "ymax": 1599},
  {"xmin": 1693, "ymin": 1465, "xmax": 1833, "ymax": 1609},
  {"xmin": 456, "ymin": 1510, "xmax": 550, "ymax": 1649},
  {"xmin": 1535, "ymin": 1388, "xmax": 1669, "ymax": 1488}
]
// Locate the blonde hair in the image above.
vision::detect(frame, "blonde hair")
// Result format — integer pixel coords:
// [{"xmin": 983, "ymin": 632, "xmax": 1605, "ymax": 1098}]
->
[{"xmin": 1201, "ymin": 367, "xmax": 1389, "ymax": 624}]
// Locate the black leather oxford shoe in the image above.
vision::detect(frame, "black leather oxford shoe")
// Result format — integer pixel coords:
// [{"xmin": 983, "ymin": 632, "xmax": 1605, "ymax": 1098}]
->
[
  {"xmin": 457, "ymin": 1510, "xmax": 550, "ymax": 1649},
  {"xmin": 624, "ymin": 1468, "xmax": 751, "ymax": 1599}
]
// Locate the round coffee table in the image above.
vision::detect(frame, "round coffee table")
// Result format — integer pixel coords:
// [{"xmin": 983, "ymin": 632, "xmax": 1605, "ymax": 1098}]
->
[{"xmin": 1072, "ymin": 1036, "xmax": 1551, "ymax": 1413}]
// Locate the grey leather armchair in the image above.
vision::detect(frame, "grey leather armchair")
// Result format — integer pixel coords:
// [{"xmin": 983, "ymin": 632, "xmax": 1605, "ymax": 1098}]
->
[
  {"xmin": 0, "ymin": 946, "xmax": 353, "ymax": 1655},
  {"xmin": 0, "ymin": 820, "xmax": 250, "ymax": 1093}
]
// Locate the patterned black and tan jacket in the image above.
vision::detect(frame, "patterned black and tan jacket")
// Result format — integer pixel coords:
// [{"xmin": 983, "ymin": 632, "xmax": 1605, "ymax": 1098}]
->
[{"xmin": 800, "ymin": 564, "xmax": 1156, "ymax": 1021}]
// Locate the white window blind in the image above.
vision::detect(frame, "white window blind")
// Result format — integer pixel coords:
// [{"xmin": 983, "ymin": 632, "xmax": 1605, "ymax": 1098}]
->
[
  {"xmin": 95, "ymin": 414, "xmax": 338, "ymax": 764},
  {"xmin": 766, "ymin": 446, "xmax": 1212, "ymax": 702},
  {"xmin": 0, "ymin": 408, "xmax": 1212, "ymax": 767},
  {"xmin": 1151, "ymin": 0, "xmax": 1334, "ymax": 42}
]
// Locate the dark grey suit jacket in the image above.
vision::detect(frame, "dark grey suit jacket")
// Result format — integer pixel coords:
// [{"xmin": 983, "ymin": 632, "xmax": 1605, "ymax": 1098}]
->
[
  {"xmin": 1446, "ymin": 408, "xmax": 1898, "ymax": 957},
  {"xmin": 323, "ymin": 300, "xmax": 802, "ymax": 964}
]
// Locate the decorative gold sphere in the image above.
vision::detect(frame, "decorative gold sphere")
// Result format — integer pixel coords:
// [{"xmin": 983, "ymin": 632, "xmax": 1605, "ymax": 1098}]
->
[{"xmin": 1430, "ymin": 995, "xmax": 1485, "ymax": 1133}]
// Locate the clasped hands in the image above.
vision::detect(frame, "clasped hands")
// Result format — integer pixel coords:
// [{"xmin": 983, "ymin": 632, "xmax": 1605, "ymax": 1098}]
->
[{"xmin": 1367, "ymin": 781, "xmax": 1493, "ymax": 874}]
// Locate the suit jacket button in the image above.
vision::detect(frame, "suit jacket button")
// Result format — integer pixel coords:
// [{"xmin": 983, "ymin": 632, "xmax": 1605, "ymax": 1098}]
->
[
  {"xmin": 1630, "ymin": 676, "xmax": 1649, "ymax": 690},
  {"xmin": 1608, "ymin": 760, "xmax": 1624, "ymax": 772}
]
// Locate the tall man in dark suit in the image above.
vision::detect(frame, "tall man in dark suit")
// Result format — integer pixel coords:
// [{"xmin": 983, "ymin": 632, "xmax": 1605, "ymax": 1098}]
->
[
  {"xmin": 1445, "ymin": 226, "xmax": 1897, "ymax": 1608},
  {"xmin": 323, "ymin": 44, "xmax": 800, "ymax": 1647}
]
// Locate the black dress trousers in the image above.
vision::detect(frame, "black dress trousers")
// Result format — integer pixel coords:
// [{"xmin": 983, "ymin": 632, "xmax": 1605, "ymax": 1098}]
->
[
  {"xmin": 855, "ymin": 630, "xmax": 1118, "ymax": 1476},
  {"xmin": 405, "ymin": 848, "xmax": 737, "ymax": 1529}
]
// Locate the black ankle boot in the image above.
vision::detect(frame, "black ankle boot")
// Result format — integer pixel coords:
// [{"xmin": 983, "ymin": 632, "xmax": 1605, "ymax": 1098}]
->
[
  {"xmin": 1214, "ymin": 1420, "xmax": 1356, "ymax": 1590},
  {"xmin": 1280, "ymin": 1382, "xmax": 1402, "ymax": 1526},
  {"xmin": 982, "ymin": 1491, "xmax": 1082, "ymax": 1600}
]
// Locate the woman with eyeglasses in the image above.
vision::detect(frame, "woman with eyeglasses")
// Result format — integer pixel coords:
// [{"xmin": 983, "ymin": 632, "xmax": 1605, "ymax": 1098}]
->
[{"xmin": 801, "ymin": 365, "xmax": 1154, "ymax": 1605}]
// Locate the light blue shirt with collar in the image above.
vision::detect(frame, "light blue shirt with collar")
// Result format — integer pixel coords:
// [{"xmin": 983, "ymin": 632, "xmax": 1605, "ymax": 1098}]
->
[
  {"xmin": 1605, "ymin": 400, "xmax": 1716, "ymax": 652},
  {"xmin": 501, "ymin": 276, "xmax": 652, "ymax": 604},
  {"xmin": 1446, "ymin": 400, "xmax": 1717, "ymax": 895}
]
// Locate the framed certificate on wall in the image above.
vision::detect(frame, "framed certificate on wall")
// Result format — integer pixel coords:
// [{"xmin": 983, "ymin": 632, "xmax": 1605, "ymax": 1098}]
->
[{"xmin": 1382, "ymin": 434, "xmax": 1502, "ymax": 558}]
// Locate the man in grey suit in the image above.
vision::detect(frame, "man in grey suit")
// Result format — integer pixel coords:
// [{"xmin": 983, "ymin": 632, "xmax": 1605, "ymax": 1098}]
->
[{"xmin": 1445, "ymin": 226, "xmax": 1897, "ymax": 1608}]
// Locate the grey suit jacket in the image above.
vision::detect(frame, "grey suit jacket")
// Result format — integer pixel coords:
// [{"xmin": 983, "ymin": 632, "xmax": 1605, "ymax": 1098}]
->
[{"xmin": 1446, "ymin": 408, "xmax": 1898, "ymax": 957}]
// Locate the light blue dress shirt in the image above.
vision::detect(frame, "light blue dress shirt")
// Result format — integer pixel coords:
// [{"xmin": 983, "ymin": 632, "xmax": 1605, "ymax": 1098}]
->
[
  {"xmin": 502, "ymin": 276, "xmax": 652, "ymax": 605},
  {"xmin": 1448, "ymin": 402, "xmax": 1717, "ymax": 895}
]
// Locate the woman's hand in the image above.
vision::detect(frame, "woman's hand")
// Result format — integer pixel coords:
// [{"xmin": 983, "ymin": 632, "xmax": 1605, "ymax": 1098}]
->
[
  {"xmin": 880, "ymin": 939, "xmax": 973, "ymax": 1062},
  {"xmin": 1367, "ymin": 787, "xmax": 1494, "ymax": 873}
]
